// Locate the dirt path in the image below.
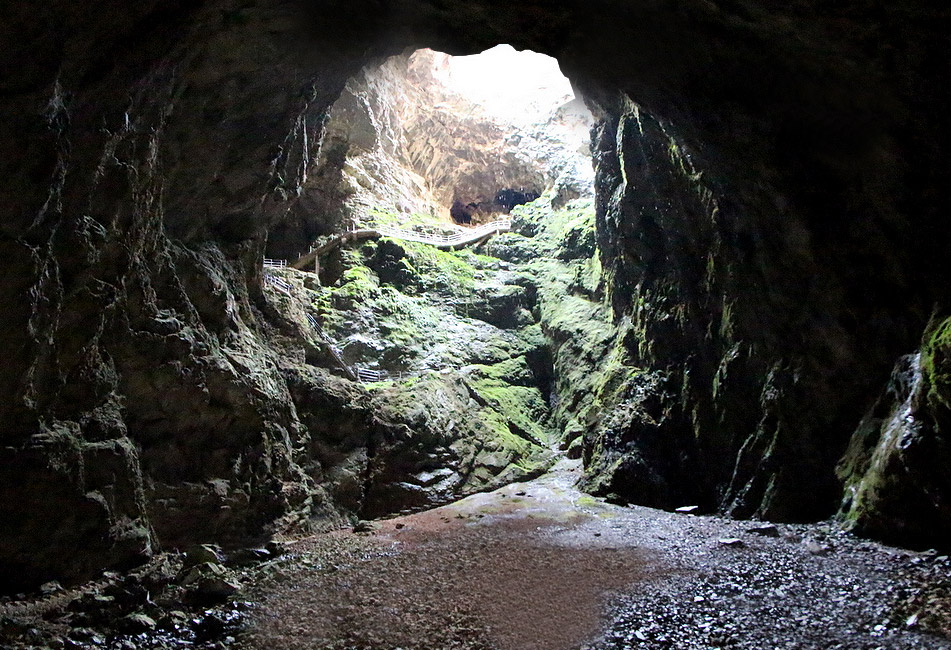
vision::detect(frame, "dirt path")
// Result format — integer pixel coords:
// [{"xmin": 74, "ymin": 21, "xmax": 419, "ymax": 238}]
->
[{"xmin": 242, "ymin": 460, "xmax": 951, "ymax": 650}]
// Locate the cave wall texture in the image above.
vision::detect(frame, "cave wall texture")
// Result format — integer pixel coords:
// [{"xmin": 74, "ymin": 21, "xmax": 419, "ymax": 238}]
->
[{"xmin": 1, "ymin": 0, "xmax": 950, "ymax": 589}]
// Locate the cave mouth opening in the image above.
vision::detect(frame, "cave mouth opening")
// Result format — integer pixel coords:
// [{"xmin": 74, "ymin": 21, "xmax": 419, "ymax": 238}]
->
[
  {"xmin": 266, "ymin": 43, "xmax": 595, "ymax": 261},
  {"xmin": 406, "ymin": 44, "xmax": 595, "ymax": 227}
]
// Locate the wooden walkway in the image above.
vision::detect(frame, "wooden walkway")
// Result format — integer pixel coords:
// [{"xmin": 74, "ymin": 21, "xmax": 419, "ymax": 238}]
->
[{"xmin": 288, "ymin": 218, "xmax": 512, "ymax": 271}]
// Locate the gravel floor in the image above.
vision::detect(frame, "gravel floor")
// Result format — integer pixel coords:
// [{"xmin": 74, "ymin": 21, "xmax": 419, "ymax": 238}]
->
[
  {"xmin": 5, "ymin": 459, "xmax": 947, "ymax": 649},
  {"xmin": 241, "ymin": 460, "xmax": 951, "ymax": 650}
]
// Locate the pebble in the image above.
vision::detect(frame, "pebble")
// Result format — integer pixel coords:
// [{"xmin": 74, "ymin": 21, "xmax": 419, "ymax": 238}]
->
[
  {"xmin": 804, "ymin": 540, "xmax": 833, "ymax": 556},
  {"xmin": 718, "ymin": 538, "xmax": 745, "ymax": 547},
  {"xmin": 747, "ymin": 524, "xmax": 779, "ymax": 537}
]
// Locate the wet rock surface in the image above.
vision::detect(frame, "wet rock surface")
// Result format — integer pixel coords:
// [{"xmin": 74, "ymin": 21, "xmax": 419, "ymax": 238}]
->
[
  {"xmin": 266, "ymin": 48, "xmax": 593, "ymax": 260},
  {"xmin": 0, "ymin": 548, "xmax": 259, "ymax": 650}
]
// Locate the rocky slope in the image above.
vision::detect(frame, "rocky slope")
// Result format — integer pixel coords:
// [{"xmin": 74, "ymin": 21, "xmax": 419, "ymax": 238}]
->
[
  {"xmin": 262, "ymin": 217, "xmax": 571, "ymax": 518},
  {"xmin": 2, "ymin": 0, "xmax": 951, "ymax": 591}
]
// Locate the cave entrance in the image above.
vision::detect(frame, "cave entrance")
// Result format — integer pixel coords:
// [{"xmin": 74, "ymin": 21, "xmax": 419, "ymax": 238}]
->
[
  {"xmin": 265, "ymin": 45, "xmax": 595, "ymax": 261},
  {"xmin": 395, "ymin": 44, "xmax": 595, "ymax": 227}
]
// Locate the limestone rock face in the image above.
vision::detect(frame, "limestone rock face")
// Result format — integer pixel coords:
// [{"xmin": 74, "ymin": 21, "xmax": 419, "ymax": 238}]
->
[
  {"xmin": 1, "ymin": 0, "xmax": 950, "ymax": 589},
  {"xmin": 264, "ymin": 236, "xmax": 559, "ymax": 519},
  {"xmin": 581, "ymin": 83, "xmax": 942, "ymax": 525}
]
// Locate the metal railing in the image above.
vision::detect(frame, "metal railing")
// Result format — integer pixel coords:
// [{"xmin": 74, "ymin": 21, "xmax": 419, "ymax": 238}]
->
[
  {"xmin": 305, "ymin": 313, "xmax": 321, "ymax": 332},
  {"xmin": 353, "ymin": 367, "xmax": 413, "ymax": 383},
  {"xmin": 375, "ymin": 217, "xmax": 512, "ymax": 247},
  {"xmin": 264, "ymin": 272, "xmax": 293, "ymax": 295},
  {"xmin": 288, "ymin": 217, "xmax": 514, "ymax": 270},
  {"xmin": 354, "ymin": 367, "xmax": 388, "ymax": 382},
  {"xmin": 264, "ymin": 258, "xmax": 287, "ymax": 268}
]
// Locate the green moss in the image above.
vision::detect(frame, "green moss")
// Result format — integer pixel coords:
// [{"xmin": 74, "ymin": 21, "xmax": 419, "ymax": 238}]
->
[
  {"xmin": 371, "ymin": 371, "xmax": 554, "ymax": 490},
  {"xmin": 574, "ymin": 495, "xmax": 600, "ymax": 508},
  {"xmin": 556, "ymin": 209, "xmax": 597, "ymax": 260},
  {"xmin": 517, "ymin": 323, "xmax": 547, "ymax": 352},
  {"xmin": 477, "ymin": 409, "xmax": 536, "ymax": 454},
  {"xmin": 305, "ymin": 194, "xmax": 630, "ymax": 482},
  {"xmin": 330, "ymin": 250, "xmax": 379, "ymax": 305},
  {"xmin": 833, "ymin": 317, "xmax": 951, "ymax": 534},
  {"xmin": 470, "ymin": 378, "xmax": 551, "ymax": 445},
  {"xmin": 922, "ymin": 316, "xmax": 951, "ymax": 412},
  {"xmin": 468, "ymin": 355, "xmax": 535, "ymax": 385},
  {"xmin": 404, "ymin": 243, "xmax": 476, "ymax": 287},
  {"xmin": 592, "ymin": 330, "xmax": 642, "ymax": 405}
]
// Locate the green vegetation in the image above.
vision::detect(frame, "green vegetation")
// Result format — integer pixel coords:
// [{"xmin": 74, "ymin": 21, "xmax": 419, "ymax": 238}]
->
[
  {"xmin": 922, "ymin": 316, "xmax": 951, "ymax": 413},
  {"xmin": 361, "ymin": 206, "xmax": 447, "ymax": 230},
  {"xmin": 282, "ymin": 193, "xmax": 648, "ymax": 498}
]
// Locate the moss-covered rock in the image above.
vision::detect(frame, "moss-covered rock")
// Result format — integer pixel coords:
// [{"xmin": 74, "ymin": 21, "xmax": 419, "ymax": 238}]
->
[
  {"xmin": 837, "ymin": 317, "xmax": 951, "ymax": 550},
  {"xmin": 361, "ymin": 371, "xmax": 556, "ymax": 516},
  {"xmin": 255, "ymin": 205, "xmax": 589, "ymax": 521}
]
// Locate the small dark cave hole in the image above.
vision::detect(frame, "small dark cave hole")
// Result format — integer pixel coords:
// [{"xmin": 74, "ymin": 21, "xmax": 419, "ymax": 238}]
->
[
  {"xmin": 449, "ymin": 188, "xmax": 543, "ymax": 225},
  {"xmin": 495, "ymin": 188, "xmax": 540, "ymax": 211},
  {"xmin": 450, "ymin": 200, "xmax": 474, "ymax": 224}
]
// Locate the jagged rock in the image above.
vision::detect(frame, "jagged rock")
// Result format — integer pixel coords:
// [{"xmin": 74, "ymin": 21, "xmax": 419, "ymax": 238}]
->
[
  {"xmin": 157, "ymin": 610, "xmax": 189, "ymax": 631},
  {"xmin": 181, "ymin": 561, "xmax": 241, "ymax": 603},
  {"xmin": 193, "ymin": 577, "xmax": 240, "ymax": 603},
  {"xmin": 226, "ymin": 548, "xmax": 271, "ymax": 567},
  {"xmin": 66, "ymin": 593, "xmax": 122, "ymax": 627},
  {"xmin": 352, "ymin": 520, "xmax": 380, "ymax": 534},
  {"xmin": 66, "ymin": 628, "xmax": 104, "ymax": 646},
  {"xmin": 183, "ymin": 545, "xmax": 223, "ymax": 570},
  {"xmin": 838, "ymin": 325, "xmax": 951, "ymax": 549},
  {"xmin": 718, "ymin": 538, "xmax": 745, "ymax": 548},
  {"xmin": 190, "ymin": 609, "xmax": 245, "ymax": 644},
  {"xmin": 115, "ymin": 613, "xmax": 156, "ymax": 634},
  {"xmin": 265, "ymin": 541, "xmax": 288, "ymax": 558},
  {"xmin": 565, "ymin": 436, "xmax": 584, "ymax": 460},
  {"xmin": 39, "ymin": 581, "xmax": 63, "ymax": 595},
  {"xmin": 179, "ymin": 562, "xmax": 227, "ymax": 587}
]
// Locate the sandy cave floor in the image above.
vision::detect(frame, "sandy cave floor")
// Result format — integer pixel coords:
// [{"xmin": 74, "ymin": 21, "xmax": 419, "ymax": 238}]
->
[{"xmin": 241, "ymin": 459, "xmax": 951, "ymax": 650}]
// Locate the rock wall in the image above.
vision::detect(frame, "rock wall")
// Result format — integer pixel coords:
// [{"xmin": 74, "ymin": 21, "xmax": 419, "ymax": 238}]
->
[
  {"xmin": 2, "ymin": 0, "xmax": 951, "ymax": 589},
  {"xmin": 837, "ymin": 317, "xmax": 951, "ymax": 548},
  {"xmin": 0, "ymin": 0, "xmax": 360, "ymax": 591},
  {"xmin": 570, "ymin": 1, "xmax": 950, "ymax": 532}
]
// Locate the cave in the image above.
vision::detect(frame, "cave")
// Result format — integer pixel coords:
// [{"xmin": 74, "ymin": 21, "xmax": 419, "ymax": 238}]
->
[
  {"xmin": 2, "ymin": 1, "xmax": 951, "ymax": 647},
  {"xmin": 270, "ymin": 44, "xmax": 586, "ymax": 241},
  {"xmin": 495, "ymin": 189, "xmax": 541, "ymax": 211},
  {"xmin": 449, "ymin": 200, "xmax": 474, "ymax": 224}
]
